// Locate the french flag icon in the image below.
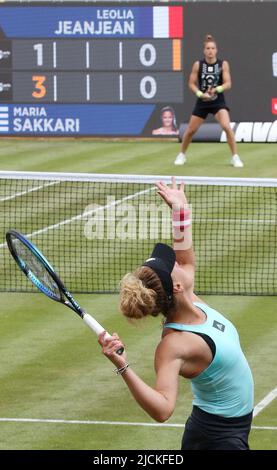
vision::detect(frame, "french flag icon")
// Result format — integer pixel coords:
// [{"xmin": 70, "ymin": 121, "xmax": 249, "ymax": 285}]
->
[{"xmin": 153, "ymin": 6, "xmax": 183, "ymax": 38}]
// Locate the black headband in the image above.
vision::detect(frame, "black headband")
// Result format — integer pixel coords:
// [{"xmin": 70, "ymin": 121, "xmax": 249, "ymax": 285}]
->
[{"xmin": 142, "ymin": 243, "xmax": 176, "ymax": 302}]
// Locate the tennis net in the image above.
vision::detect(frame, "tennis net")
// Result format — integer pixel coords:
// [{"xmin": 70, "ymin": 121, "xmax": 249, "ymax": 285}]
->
[{"xmin": 1, "ymin": 171, "xmax": 276, "ymax": 296}]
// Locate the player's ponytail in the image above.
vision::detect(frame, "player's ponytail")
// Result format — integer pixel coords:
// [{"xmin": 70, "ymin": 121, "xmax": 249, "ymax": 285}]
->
[{"xmin": 119, "ymin": 267, "xmax": 173, "ymax": 319}]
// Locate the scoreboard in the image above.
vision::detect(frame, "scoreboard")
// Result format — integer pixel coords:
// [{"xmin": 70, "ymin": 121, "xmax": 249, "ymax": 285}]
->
[
  {"xmin": 1, "ymin": 2, "xmax": 276, "ymax": 139},
  {"xmin": 0, "ymin": 2, "xmax": 184, "ymax": 136}
]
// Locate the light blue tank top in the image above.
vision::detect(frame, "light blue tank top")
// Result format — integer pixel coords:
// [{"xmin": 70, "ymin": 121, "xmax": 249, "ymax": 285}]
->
[{"xmin": 164, "ymin": 302, "xmax": 254, "ymax": 418}]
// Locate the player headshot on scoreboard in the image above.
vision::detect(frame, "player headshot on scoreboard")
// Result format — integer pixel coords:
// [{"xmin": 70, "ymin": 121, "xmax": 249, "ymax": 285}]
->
[{"xmin": 152, "ymin": 106, "xmax": 179, "ymax": 136}]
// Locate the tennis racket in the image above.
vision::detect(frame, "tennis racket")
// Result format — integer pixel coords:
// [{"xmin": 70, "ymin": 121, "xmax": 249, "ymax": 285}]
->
[{"xmin": 6, "ymin": 229, "xmax": 124, "ymax": 355}]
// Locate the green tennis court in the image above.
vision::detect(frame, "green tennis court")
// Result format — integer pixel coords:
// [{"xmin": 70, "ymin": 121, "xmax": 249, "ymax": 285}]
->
[{"xmin": 0, "ymin": 141, "xmax": 276, "ymax": 449}]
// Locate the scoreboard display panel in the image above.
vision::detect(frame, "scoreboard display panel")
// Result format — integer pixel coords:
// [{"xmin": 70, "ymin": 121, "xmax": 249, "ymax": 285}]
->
[
  {"xmin": 1, "ymin": 2, "xmax": 276, "ymax": 138},
  {"xmin": 0, "ymin": 2, "xmax": 184, "ymax": 136}
]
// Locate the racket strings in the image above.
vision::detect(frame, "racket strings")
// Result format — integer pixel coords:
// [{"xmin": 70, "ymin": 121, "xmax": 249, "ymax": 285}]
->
[{"xmin": 12, "ymin": 237, "xmax": 61, "ymax": 299}]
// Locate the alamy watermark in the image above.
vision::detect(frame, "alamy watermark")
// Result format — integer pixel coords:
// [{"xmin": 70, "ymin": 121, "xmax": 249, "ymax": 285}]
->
[{"xmin": 83, "ymin": 196, "xmax": 172, "ymax": 240}]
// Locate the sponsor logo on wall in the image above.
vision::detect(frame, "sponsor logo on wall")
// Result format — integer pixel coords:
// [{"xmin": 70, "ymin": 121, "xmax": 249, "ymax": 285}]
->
[
  {"xmin": 221, "ymin": 122, "xmax": 277, "ymax": 143},
  {"xmin": 179, "ymin": 122, "xmax": 277, "ymax": 142}
]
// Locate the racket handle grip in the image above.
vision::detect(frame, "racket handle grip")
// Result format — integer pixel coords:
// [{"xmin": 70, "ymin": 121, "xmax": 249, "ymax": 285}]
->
[
  {"xmin": 82, "ymin": 313, "xmax": 106, "ymax": 336},
  {"xmin": 82, "ymin": 313, "xmax": 124, "ymax": 356}
]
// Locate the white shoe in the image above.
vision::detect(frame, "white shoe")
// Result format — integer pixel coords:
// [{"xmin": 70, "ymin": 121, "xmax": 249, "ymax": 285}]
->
[
  {"xmin": 174, "ymin": 153, "xmax": 186, "ymax": 165},
  {"xmin": 231, "ymin": 154, "xmax": 244, "ymax": 168}
]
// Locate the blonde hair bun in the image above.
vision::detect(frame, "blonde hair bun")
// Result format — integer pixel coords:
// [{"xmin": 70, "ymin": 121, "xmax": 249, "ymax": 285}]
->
[{"xmin": 119, "ymin": 267, "xmax": 171, "ymax": 319}]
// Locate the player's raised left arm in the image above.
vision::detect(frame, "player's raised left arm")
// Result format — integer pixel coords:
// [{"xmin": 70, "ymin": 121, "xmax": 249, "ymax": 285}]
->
[{"xmin": 156, "ymin": 177, "xmax": 195, "ymax": 280}]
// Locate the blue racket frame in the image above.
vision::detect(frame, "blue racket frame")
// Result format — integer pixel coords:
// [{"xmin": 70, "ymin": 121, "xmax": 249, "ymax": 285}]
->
[
  {"xmin": 6, "ymin": 229, "xmax": 83, "ymax": 317},
  {"xmin": 6, "ymin": 229, "xmax": 124, "ymax": 355}
]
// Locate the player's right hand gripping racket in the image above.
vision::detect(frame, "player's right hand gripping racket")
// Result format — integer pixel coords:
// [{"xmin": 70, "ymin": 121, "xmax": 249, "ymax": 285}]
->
[{"xmin": 6, "ymin": 230, "xmax": 124, "ymax": 355}]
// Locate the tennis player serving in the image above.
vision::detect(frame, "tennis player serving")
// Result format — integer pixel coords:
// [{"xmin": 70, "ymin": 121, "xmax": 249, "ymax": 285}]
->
[{"xmin": 98, "ymin": 177, "xmax": 254, "ymax": 450}]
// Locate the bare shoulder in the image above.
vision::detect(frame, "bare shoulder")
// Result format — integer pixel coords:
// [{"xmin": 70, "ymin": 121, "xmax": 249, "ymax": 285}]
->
[
  {"xmin": 156, "ymin": 329, "xmax": 201, "ymax": 361},
  {"xmin": 155, "ymin": 328, "xmax": 213, "ymax": 377},
  {"xmin": 222, "ymin": 60, "xmax": 230, "ymax": 70},
  {"xmin": 152, "ymin": 128, "xmax": 163, "ymax": 135},
  {"xmin": 192, "ymin": 60, "xmax": 200, "ymax": 71}
]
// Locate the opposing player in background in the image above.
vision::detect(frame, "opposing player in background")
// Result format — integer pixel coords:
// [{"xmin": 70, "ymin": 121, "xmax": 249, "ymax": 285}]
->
[
  {"xmin": 99, "ymin": 177, "xmax": 254, "ymax": 450},
  {"xmin": 175, "ymin": 34, "xmax": 243, "ymax": 168}
]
